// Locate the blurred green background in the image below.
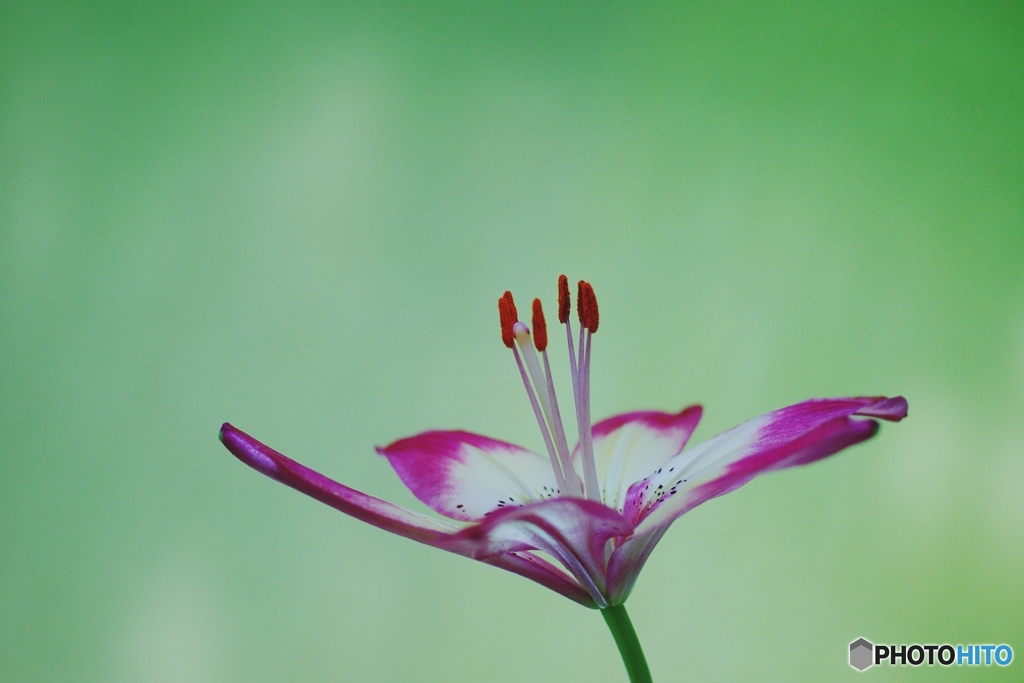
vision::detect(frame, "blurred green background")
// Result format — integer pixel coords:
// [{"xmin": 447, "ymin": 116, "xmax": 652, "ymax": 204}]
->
[{"xmin": 2, "ymin": 2, "xmax": 1022, "ymax": 681}]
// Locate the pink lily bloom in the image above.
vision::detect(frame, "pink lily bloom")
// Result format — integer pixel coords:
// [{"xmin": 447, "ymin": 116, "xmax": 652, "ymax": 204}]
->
[{"xmin": 220, "ymin": 277, "xmax": 906, "ymax": 611}]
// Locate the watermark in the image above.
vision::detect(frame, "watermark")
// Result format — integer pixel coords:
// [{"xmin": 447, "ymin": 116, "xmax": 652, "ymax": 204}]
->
[{"xmin": 849, "ymin": 638, "xmax": 1013, "ymax": 671}]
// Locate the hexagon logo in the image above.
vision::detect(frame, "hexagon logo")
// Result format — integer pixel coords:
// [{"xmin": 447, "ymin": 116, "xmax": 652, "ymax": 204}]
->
[{"xmin": 850, "ymin": 638, "xmax": 874, "ymax": 671}]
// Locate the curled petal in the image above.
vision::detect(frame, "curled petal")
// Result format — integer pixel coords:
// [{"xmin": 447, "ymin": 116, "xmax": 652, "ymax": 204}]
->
[
  {"xmin": 851, "ymin": 395, "xmax": 909, "ymax": 420},
  {"xmin": 605, "ymin": 396, "xmax": 907, "ymax": 604},
  {"xmin": 377, "ymin": 430, "xmax": 559, "ymax": 522},
  {"xmin": 573, "ymin": 406, "xmax": 703, "ymax": 513},
  {"xmin": 220, "ymin": 424, "xmax": 597, "ymax": 606},
  {"xmin": 627, "ymin": 396, "xmax": 906, "ymax": 532}
]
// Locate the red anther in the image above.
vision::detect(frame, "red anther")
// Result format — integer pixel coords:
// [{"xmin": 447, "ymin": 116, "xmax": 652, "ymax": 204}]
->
[
  {"xmin": 532, "ymin": 299, "xmax": 548, "ymax": 351},
  {"xmin": 504, "ymin": 291, "xmax": 519, "ymax": 322},
  {"xmin": 585, "ymin": 282, "xmax": 600, "ymax": 333},
  {"xmin": 498, "ymin": 291, "xmax": 518, "ymax": 348},
  {"xmin": 557, "ymin": 275, "xmax": 570, "ymax": 324},
  {"xmin": 577, "ymin": 281, "xmax": 599, "ymax": 333},
  {"xmin": 576, "ymin": 283, "xmax": 584, "ymax": 327}
]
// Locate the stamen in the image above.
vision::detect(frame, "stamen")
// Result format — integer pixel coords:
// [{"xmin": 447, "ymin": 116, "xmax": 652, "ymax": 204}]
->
[
  {"xmin": 498, "ymin": 291, "xmax": 518, "ymax": 348},
  {"xmin": 561, "ymin": 275, "xmax": 579, "ymax": 379},
  {"xmin": 531, "ymin": 299, "xmax": 548, "ymax": 352},
  {"xmin": 534, "ymin": 300, "xmax": 581, "ymax": 497},
  {"xmin": 514, "ymin": 321, "xmax": 582, "ymax": 497},
  {"xmin": 561, "ymin": 287, "xmax": 586, "ymax": 497},
  {"xmin": 561, "ymin": 318, "xmax": 588, "ymax": 489},
  {"xmin": 576, "ymin": 282, "xmax": 584, "ymax": 327},
  {"xmin": 557, "ymin": 274, "xmax": 570, "ymax": 324},
  {"xmin": 575, "ymin": 281, "xmax": 601, "ymax": 501},
  {"xmin": 577, "ymin": 281, "xmax": 599, "ymax": 333},
  {"xmin": 560, "ymin": 276, "xmax": 588, "ymax": 497},
  {"xmin": 511, "ymin": 339, "xmax": 568, "ymax": 494},
  {"xmin": 540, "ymin": 351, "xmax": 582, "ymax": 497},
  {"xmin": 499, "ymin": 279, "xmax": 601, "ymax": 502},
  {"xmin": 578, "ymin": 323, "xmax": 586, "ymax": 377}
]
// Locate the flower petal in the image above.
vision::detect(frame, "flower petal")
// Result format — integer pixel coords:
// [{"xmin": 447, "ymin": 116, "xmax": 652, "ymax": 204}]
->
[
  {"xmin": 452, "ymin": 497, "xmax": 634, "ymax": 608},
  {"xmin": 604, "ymin": 525, "xmax": 668, "ymax": 606},
  {"xmin": 220, "ymin": 424, "xmax": 599, "ymax": 607},
  {"xmin": 377, "ymin": 430, "xmax": 560, "ymax": 522},
  {"xmin": 572, "ymin": 407, "xmax": 703, "ymax": 512},
  {"xmin": 628, "ymin": 396, "xmax": 907, "ymax": 532},
  {"xmin": 604, "ymin": 396, "xmax": 907, "ymax": 604},
  {"xmin": 221, "ymin": 423, "xmax": 460, "ymax": 539}
]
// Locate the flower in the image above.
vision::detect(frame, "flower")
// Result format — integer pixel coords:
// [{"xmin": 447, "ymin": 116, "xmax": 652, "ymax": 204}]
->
[{"xmin": 220, "ymin": 277, "xmax": 906, "ymax": 610}]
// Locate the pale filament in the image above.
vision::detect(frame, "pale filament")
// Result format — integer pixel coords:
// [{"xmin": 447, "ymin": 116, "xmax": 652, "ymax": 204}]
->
[{"xmin": 503, "ymin": 283, "xmax": 601, "ymax": 502}]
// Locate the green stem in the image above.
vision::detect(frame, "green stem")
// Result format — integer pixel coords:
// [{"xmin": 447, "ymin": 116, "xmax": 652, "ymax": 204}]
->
[{"xmin": 601, "ymin": 604, "xmax": 652, "ymax": 683}]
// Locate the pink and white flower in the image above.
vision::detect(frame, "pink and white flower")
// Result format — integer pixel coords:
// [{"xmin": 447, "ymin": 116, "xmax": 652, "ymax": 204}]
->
[{"xmin": 220, "ymin": 277, "xmax": 906, "ymax": 609}]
